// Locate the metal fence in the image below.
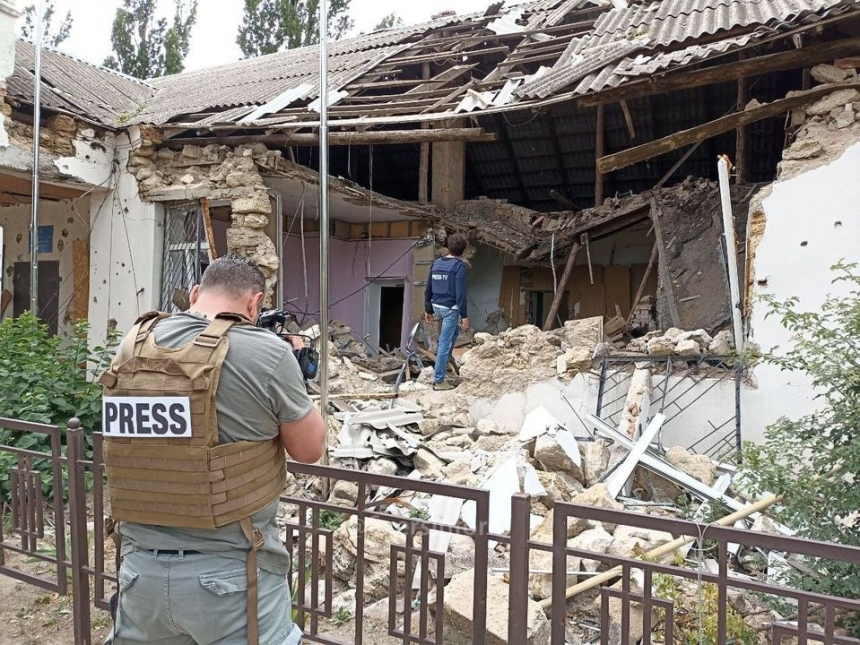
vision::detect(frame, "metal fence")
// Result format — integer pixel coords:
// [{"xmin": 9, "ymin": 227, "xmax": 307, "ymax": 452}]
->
[
  {"xmin": 596, "ymin": 355, "xmax": 743, "ymax": 461},
  {"xmin": 2, "ymin": 420, "xmax": 860, "ymax": 645}
]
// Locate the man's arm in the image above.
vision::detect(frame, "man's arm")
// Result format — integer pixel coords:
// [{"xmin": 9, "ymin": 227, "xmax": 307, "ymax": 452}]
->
[
  {"xmin": 279, "ymin": 408, "xmax": 326, "ymax": 463},
  {"xmin": 455, "ymin": 262, "xmax": 468, "ymax": 319},
  {"xmin": 424, "ymin": 262, "xmax": 435, "ymax": 323}
]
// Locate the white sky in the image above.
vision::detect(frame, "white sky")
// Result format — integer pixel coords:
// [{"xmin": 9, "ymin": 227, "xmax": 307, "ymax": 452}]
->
[{"xmin": 18, "ymin": 0, "xmax": 529, "ymax": 72}]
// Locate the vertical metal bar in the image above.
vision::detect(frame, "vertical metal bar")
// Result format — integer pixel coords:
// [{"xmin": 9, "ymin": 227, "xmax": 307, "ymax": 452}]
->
[
  {"xmin": 67, "ymin": 419, "xmax": 92, "ymax": 645},
  {"xmin": 52, "ymin": 426, "xmax": 68, "ymax": 594},
  {"xmin": 600, "ymin": 589, "xmax": 610, "ymax": 645},
  {"xmin": 418, "ymin": 525, "xmax": 430, "ymax": 642},
  {"xmin": 296, "ymin": 502, "xmax": 307, "ymax": 630},
  {"xmin": 797, "ymin": 598, "xmax": 808, "ymax": 645},
  {"xmin": 318, "ymin": 0, "xmax": 331, "ymax": 463},
  {"xmin": 596, "ymin": 357, "xmax": 608, "ymax": 416},
  {"xmin": 551, "ymin": 508, "xmax": 568, "ymax": 645},
  {"xmin": 620, "ymin": 564, "xmax": 631, "ymax": 644},
  {"xmin": 642, "ymin": 569, "xmax": 653, "ymax": 645},
  {"xmin": 354, "ymin": 483, "xmax": 366, "ymax": 645},
  {"xmin": 718, "ymin": 157, "xmax": 744, "ymax": 353},
  {"xmin": 824, "ymin": 604, "xmax": 835, "ymax": 645},
  {"xmin": 472, "ymin": 495, "xmax": 489, "ymax": 645},
  {"xmin": 275, "ymin": 193, "xmax": 284, "ymax": 310},
  {"xmin": 508, "ymin": 493, "xmax": 530, "ymax": 645},
  {"xmin": 194, "ymin": 207, "xmax": 203, "ymax": 283},
  {"xmin": 92, "ymin": 434, "xmax": 104, "ymax": 603},
  {"xmin": 434, "ymin": 556, "xmax": 445, "ymax": 645},
  {"xmin": 403, "ymin": 524, "xmax": 415, "ymax": 641},
  {"xmin": 310, "ymin": 508, "xmax": 320, "ymax": 635},
  {"xmin": 734, "ymin": 360, "xmax": 743, "ymax": 459},
  {"xmin": 30, "ymin": 0, "xmax": 45, "ymax": 316},
  {"xmin": 717, "ymin": 540, "xmax": 728, "ymax": 645}
]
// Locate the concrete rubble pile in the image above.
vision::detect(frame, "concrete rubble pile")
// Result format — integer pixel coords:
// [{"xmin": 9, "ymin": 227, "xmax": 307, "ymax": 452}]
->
[{"xmin": 278, "ymin": 316, "xmax": 799, "ymax": 644}]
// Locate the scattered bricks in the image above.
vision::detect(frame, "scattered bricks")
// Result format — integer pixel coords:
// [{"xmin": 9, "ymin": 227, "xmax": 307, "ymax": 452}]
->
[
  {"xmin": 807, "ymin": 89, "xmax": 860, "ymax": 116},
  {"xmin": 231, "ymin": 194, "xmax": 272, "ymax": 215}
]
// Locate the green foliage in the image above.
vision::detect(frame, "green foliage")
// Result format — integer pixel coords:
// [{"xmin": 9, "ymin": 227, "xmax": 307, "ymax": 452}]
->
[
  {"xmin": 236, "ymin": 0, "xmax": 353, "ymax": 58},
  {"xmin": 653, "ymin": 576, "xmax": 758, "ymax": 645},
  {"xmin": 373, "ymin": 13, "xmax": 403, "ymax": 31},
  {"xmin": 320, "ymin": 509, "xmax": 345, "ymax": 530},
  {"xmin": 743, "ymin": 262, "xmax": 860, "ymax": 609},
  {"xmin": 331, "ymin": 607, "xmax": 352, "ymax": 626},
  {"xmin": 20, "ymin": 0, "xmax": 73, "ymax": 47},
  {"xmin": 104, "ymin": 0, "xmax": 198, "ymax": 78},
  {"xmin": 0, "ymin": 313, "xmax": 118, "ymax": 500},
  {"xmin": 409, "ymin": 506, "xmax": 431, "ymax": 520}
]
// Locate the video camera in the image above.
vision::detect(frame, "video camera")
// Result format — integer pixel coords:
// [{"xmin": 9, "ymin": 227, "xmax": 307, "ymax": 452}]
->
[{"xmin": 257, "ymin": 309, "xmax": 319, "ymax": 382}]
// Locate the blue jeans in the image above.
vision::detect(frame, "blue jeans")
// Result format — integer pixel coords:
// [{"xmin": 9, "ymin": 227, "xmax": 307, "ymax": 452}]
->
[{"xmin": 432, "ymin": 304, "xmax": 460, "ymax": 383}]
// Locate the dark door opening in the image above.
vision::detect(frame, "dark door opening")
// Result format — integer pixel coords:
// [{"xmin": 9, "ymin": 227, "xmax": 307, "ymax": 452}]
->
[
  {"xmin": 530, "ymin": 290, "xmax": 569, "ymax": 330},
  {"xmin": 14, "ymin": 261, "xmax": 60, "ymax": 334},
  {"xmin": 379, "ymin": 285, "xmax": 405, "ymax": 352}
]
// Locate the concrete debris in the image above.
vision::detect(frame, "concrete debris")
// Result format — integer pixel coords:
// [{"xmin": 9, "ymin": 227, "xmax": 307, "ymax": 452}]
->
[
  {"xmin": 810, "ymin": 64, "xmax": 851, "ymax": 85},
  {"xmin": 664, "ymin": 445, "xmax": 717, "ymax": 486},
  {"xmin": 806, "ymin": 88, "xmax": 860, "ymax": 116},
  {"xmin": 533, "ymin": 430, "xmax": 584, "ymax": 482},
  {"xmin": 443, "ymin": 570, "xmax": 550, "ymax": 645}
]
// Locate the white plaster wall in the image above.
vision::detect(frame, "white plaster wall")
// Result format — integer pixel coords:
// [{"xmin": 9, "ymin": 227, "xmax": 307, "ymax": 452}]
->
[
  {"xmin": 466, "ymin": 244, "xmax": 506, "ymax": 332},
  {"xmin": 87, "ymin": 133, "xmax": 162, "ymax": 345},
  {"xmin": 744, "ymin": 141, "xmax": 860, "ymax": 444},
  {"xmin": 0, "ymin": 198, "xmax": 89, "ymax": 334},
  {"xmin": 0, "ymin": 2, "xmax": 17, "ymax": 83}
]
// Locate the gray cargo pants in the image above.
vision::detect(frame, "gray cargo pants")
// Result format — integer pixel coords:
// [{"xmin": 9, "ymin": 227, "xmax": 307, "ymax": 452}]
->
[{"xmin": 109, "ymin": 549, "xmax": 302, "ymax": 645}]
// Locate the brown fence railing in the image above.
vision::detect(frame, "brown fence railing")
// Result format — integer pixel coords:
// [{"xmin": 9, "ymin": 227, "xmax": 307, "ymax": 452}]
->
[{"xmin": 2, "ymin": 418, "xmax": 860, "ymax": 645}]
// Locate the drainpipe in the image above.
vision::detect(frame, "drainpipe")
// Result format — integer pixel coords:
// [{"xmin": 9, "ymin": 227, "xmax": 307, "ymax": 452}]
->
[
  {"xmin": 318, "ymin": 0, "xmax": 330, "ymax": 466},
  {"xmin": 717, "ymin": 156, "xmax": 744, "ymax": 353},
  {"xmin": 30, "ymin": 0, "xmax": 44, "ymax": 316}
]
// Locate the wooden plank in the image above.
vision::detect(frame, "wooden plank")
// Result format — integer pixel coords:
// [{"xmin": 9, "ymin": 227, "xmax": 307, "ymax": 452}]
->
[
  {"xmin": 580, "ymin": 38, "xmax": 860, "ymax": 107},
  {"xmin": 370, "ymin": 221, "xmax": 389, "ymax": 238},
  {"xmin": 543, "ymin": 243, "xmax": 581, "ymax": 331},
  {"xmin": 594, "ymin": 105, "xmax": 606, "ymax": 207},
  {"xmin": 736, "ymin": 52, "xmax": 749, "ymax": 184},
  {"xmin": 620, "ymin": 100, "xmax": 636, "ymax": 140},
  {"xmin": 499, "ymin": 266, "xmax": 525, "ymax": 327},
  {"xmin": 72, "ymin": 239, "xmax": 89, "ymax": 322},
  {"xmin": 390, "ymin": 221, "xmax": 410, "ymax": 238},
  {"xmin": 167, "ymin": 128, "xmax": 498, "ymax": 149},
  {"xmin": 200, "ymin": 197, "xmax": 218, "ymax": 260},
  {"xmin": 597, "ymin": 81, "xmax": 860, "ymax": 174},
  {"xmin": 419, "ymin": 63, "xmax": 431, "ymax": 204}
]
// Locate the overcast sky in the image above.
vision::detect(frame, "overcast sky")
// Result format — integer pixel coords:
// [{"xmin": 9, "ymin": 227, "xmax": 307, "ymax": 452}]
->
[{"xmin": 19, "ymin": 0, "xmax": 529, "ymax": 72}]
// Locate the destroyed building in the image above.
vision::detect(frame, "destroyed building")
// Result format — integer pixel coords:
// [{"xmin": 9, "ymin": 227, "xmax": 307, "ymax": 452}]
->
[{"xmin": 1, "ymin": 0, "xmax": 860, "ymax": 451}]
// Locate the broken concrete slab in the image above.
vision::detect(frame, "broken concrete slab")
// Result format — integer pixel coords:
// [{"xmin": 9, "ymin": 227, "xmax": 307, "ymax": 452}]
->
[
  {"xmin": 571, "ymin": 483, "xmax": 624, "ymax": 532},
  {"xmin": 806, "ymin": 88, "xmax": 860, "ymax": 116},
  {"xmin": 580, "ymin": 439, "xmax": 611, "ymax": 487},
  {"xmin": 607, "ymin": 525, "xmax": 676, "ymax": 563},
  {"xmin": 414, "ymin": 448, "xmax": 446, "ymax": 478},
  {"xmin": 519, "ymin": 406, "xmax": 564, "ymax": 443},
  {"xmin": 443, "ymin": 570, "xmax": 550, "ymax": 645},
  {"xmin": 810, "ymin": 63, "xmax": 851, "ymax": 84},
  {"xmin": 664, "ymin": 446, "xmax": 717, "ymax": 486},
  {"xmin": 533, "ymin": 429, "xmax": 584, "ymax": 482},
  {"xmin": 618, "ymin": 369, "xmax": 652, "ymax": 439}
]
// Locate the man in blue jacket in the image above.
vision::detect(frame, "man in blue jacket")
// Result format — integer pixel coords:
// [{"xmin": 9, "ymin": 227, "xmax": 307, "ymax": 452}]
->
[{"xmin": 424, "ymin": 232, "xmax": 469, "ymax": 391}]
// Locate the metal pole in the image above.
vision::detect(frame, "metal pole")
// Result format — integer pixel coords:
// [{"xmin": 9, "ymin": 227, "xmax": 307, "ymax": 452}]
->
[
  {"xmin": 717, "ymin": 156, "xmax": 744, "ymax": 354},
  {"xmin": 30, "ymin": 0, "xmax": 45, "ymax": 316},
  {"xmin": 275, "ymin": 193, "xmax": 284, "ymax": 310},
  {"xmin": 318, "ymin": 0, "xmax": 330, "ymax": 466}
]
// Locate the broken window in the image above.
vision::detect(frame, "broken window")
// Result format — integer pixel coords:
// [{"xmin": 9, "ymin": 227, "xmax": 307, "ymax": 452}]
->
[{"xmin": 159, "ymin": 204, "xmax": 209, "ymax": 312}]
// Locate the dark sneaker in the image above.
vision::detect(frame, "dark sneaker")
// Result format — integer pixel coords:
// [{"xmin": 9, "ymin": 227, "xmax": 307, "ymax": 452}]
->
[{"xmin": 433, "ymin": 380, "xmax": 455, "ymax": 391}]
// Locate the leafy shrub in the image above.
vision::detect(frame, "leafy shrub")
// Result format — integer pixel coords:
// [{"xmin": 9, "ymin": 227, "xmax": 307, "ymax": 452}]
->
[
  {"xmin": 743, "ymin": 262, "xmax": 860, "ymax": 631},
  {"xmin": 0, "ymin": 313, "xmax": 118, "ymax": 500}
]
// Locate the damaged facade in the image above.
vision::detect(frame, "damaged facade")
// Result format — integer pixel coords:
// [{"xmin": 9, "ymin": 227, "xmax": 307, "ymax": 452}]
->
[{"xmin": 2, "ymin": 0, "xmax": 860, "ymax": 446}]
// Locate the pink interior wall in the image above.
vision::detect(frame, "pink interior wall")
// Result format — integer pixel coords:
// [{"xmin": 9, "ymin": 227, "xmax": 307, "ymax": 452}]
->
[{"xmin": 282, "ymin": 235, "xmax": 415, "ymax": 347}]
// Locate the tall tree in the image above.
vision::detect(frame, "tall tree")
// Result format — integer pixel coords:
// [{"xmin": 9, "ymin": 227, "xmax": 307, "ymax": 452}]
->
[
  {"xmin": 237, "ymin": 0, "xmax": 353, "ymax": 59},
  {"xmin": 373, "ymin": 13, "xmax": 402, "ymax": 31},
  {"xmin": 104, "ymin": 0, "xmax": 198, "ymax": 79},
  {"xmin": 20, "ymin": 0, "xmax": 73, "ymax": 48}
]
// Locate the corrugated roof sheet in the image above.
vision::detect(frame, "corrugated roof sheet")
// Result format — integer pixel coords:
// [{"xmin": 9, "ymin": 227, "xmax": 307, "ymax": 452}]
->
[
  {"xmin": 8, "ymin": 40, "xmax": 154, "ymax": 127},
  {"xmin": 590, "ymin": 0, "xmax": 857, "ymax": 47}
]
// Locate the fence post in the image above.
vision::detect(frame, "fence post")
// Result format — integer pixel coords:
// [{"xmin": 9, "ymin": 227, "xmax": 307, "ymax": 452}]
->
[
  {"xmin": 508, "ymin": 493, "xmax": 531, "ymax": 644},
  {"xmin": 67, "ymin": 418, "xmax": 92, "ymax": 645}
]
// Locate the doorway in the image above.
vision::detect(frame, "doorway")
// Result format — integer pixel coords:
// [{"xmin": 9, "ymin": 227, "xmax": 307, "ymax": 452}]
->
[
  {"xmin": 13, "ymin": 261, "xmax": 60, "ymax": 334},
  {"xmin": 365, "ymin": 278, "xmax": 405, "ymax": 352},
  {"xmin": 530, "ymin": 290, "xmax": 569, "ymax": 330}
]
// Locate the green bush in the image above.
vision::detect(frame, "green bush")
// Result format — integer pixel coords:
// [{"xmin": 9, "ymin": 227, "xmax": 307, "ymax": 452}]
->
[
  {"xmin": 743, "ymin": 262, "xmax": 860, "ymax": 632},
  {"xmin": 0, "ymin": 313, "xmax": 118, "ymax": 500}
]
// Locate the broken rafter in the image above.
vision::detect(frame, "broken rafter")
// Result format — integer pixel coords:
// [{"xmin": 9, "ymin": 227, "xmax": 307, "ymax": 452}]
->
[
  {"xmin": 166, "ymin": 128, "xmax": 497, "ymax": 148},
  {"xmin": 580, "ymin": 37, "xmax": 860, "ymax": 107},
  {"xmin": 597, "ymin": 81, "xmax": 860, "ymax": 173},
  {"xmin": 542, "ymin": 242, "xmax": 582, "ymax": 331}
]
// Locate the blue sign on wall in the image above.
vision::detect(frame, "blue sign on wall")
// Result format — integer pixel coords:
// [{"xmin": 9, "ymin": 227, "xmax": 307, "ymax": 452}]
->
[{"xmin": 29, "ymin": 225, "xmax": 54, "ymax": 254}]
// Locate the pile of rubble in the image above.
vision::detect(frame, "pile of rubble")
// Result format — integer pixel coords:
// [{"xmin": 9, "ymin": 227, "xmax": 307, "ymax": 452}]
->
[
  {"xmin": 282, "ymin": 327, "xmax": 793, "ymax": 644},
  {"xmin": 620, "ymin": 327, "xmax": 735, "ymax": 357}
]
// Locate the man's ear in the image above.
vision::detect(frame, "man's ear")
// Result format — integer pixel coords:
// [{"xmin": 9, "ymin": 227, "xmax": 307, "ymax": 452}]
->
[
  {"xmin": 248, "ymin": 292, "xmax": 265, "ymax": 322},
  {"xmin": 189, "ymin": 285, "xmax": 201, "ymax": 307}
]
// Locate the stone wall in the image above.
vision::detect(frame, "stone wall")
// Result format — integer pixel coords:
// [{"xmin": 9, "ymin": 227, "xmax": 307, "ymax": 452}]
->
[{"xmin": 129, "ymin": 132, "xmax": 282, "ymax": 301}]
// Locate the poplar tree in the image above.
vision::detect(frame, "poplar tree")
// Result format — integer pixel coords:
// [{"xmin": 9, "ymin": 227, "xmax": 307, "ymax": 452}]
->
[
  {"xmin": 104, "ymin": 0, "xmax": 198, "ymax": 79},
  {"xmin": 236, "ymin": 0, "xmax": 353, "ymax": 59},
  {"xmin": 20, "ymin": 0, "xmax": 73, "ymax": 47}
]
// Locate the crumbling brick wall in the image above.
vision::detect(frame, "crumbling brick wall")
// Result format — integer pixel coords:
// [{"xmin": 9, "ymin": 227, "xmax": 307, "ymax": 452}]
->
[{"xmin": 129, "ymin": 132, "xmax": 281, "ymax": 302}]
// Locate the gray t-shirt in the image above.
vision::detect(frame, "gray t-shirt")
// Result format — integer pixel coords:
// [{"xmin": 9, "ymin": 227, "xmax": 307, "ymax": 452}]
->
[{"xmin": 119, "ymin": 312, "xmax": 314, "ymax": 574}]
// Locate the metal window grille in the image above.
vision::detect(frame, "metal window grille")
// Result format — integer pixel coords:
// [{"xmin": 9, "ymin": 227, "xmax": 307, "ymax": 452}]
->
[{"xmin": 159, "ymin": 204, "xmax": 210, "ymax": 311}]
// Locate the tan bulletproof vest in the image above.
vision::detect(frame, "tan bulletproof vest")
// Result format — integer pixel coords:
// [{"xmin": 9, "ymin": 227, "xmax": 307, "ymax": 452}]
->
[{"xmin": 100, "ymin": 312, "xmax": 287, "ymax": 530}]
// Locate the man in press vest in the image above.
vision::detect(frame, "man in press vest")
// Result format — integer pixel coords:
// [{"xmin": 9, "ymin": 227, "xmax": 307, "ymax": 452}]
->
[
  {"xmin": 102, "ymin": 255, "xmax": 326, "ymax": 645},
  {"xmin": 424, "ymin": 232, "xmax": 470, "ymax": 391}
]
